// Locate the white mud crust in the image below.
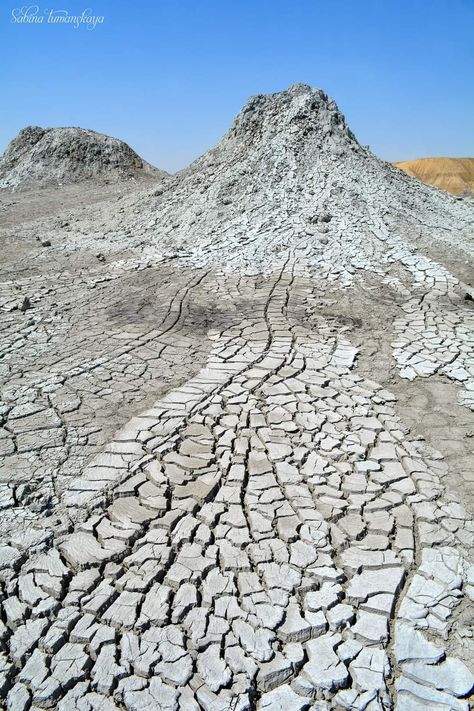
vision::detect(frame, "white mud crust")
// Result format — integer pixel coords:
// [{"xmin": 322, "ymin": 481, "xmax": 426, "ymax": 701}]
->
[{"xmin": 0, "ymin": 84, "xmax": 473, "ymax": 710}]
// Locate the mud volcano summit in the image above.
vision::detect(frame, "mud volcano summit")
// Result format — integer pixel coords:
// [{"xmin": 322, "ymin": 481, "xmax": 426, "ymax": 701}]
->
[
  {"xmin": 0, "ymin": 125, "xmax": 163, "ymax": 190},
  {"xmin": 0, "ymin": 84, "xmax": 473, "ymax": 711},
  {"xmin": 107, "ymin": 83, "xmax": 472, "ymax": 277}
]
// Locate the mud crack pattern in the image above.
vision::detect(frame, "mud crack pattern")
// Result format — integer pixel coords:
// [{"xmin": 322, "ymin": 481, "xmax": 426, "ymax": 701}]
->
[{"xmin": 1, "ymin": 262, "xmax": 473, "ymax": 710}]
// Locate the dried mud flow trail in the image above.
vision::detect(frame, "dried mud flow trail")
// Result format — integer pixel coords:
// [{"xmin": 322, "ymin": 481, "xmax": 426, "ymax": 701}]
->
[{"xmin": 0, "ymin": 84, "xmax": 473, "ymax": 710}]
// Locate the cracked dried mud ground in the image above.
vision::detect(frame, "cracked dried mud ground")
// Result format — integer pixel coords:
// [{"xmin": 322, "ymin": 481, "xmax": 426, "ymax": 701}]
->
[{"xmin": 0, "ymin": 85, "xmax": 474, "ymax": 710}]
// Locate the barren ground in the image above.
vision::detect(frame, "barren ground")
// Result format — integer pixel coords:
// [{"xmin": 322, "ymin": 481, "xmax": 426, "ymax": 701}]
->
[{"xmin": 0, "ymin": 84, "xmax": 473, "ymax": 711}]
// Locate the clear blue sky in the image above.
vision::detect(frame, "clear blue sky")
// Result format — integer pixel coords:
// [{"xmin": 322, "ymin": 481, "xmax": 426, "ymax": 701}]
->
[{"xmin": 1, "ymin": 0, "xmax": 473, "ymax": 172}]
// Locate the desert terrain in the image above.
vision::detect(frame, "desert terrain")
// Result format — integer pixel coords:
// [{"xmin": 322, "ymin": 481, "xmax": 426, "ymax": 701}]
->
[
  {"xmin": 394, "ymin": 157, "xmax": 474, "ymax": 196},
  {"xmin": 0, "ymin": 84, "xmax": 473, "ymax": 710}
]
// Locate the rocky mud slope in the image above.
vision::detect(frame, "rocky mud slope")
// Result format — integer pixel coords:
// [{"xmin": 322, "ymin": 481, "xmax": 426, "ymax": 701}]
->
[
  {"xmin": 0, "ymin": 126, "xmax": 164, "ymax": 191},
  {"xmin": 0, "ymin": 84, "xmax": 473, "ymax": 710}
]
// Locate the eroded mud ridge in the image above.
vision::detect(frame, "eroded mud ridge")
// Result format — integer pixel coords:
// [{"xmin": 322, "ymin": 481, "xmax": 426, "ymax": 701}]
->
[{"xmin": 0, "ymin": 84, "xmax": 473, "ymax": 709}]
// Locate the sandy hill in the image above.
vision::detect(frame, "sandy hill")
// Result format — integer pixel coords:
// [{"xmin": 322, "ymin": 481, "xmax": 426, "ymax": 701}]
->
[
  {"xmin": 394, "ymin": 157, "xmax": 474, "ymax": 195},
  {"xmin": 0, "ymin": 125, "xmax": 165, "ymax": 190}
]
